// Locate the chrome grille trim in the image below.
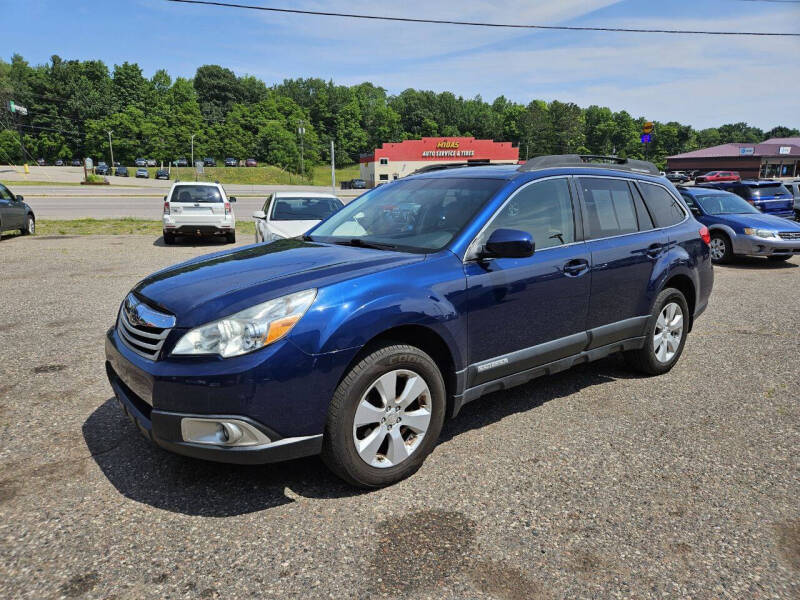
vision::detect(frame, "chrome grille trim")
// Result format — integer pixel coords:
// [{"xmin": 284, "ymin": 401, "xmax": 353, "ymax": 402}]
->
[
  {"xmin": 116, "ymin": 294, "xmax": 175, "ymax": 360},
  {"xmin": 778, "ymin": 232, "xmax": 800, "ymax": 240}
]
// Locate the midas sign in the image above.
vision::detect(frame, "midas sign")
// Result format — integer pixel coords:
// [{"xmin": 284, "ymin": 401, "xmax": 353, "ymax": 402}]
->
[{"xmin": 436, "ymin": 140, "xmax": 460, "ymax": 149}]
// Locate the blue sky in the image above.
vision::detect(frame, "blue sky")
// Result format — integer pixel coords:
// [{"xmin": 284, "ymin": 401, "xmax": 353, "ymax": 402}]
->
[{"xmin": 2, "ymin": 0, "xmax": 799, "ymax": 130}]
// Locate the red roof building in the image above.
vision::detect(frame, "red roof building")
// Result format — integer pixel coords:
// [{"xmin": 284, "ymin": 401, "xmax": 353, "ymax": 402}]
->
[
  {"xmin": 359, "ymin": 137, "xmax": 519, "ymax": 187},
  {"xmin": 667, "ymin": 138, "xmax": 800, "ymax": 179}
]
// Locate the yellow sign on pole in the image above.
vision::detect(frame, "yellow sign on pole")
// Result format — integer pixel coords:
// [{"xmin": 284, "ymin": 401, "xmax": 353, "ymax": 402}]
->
[{"xmin": 642, "ymin": 121, "xmax": 654, "ymax": 134}]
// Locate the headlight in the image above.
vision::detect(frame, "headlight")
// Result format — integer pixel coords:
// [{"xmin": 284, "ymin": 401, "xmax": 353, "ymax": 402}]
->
[
  {"xmin": 743, "ymin": 228, "xmax": 778, "ymax": 238},
  {"xmin": 172, "ymin": 289, "xmax": 316, "ymax": 358}
]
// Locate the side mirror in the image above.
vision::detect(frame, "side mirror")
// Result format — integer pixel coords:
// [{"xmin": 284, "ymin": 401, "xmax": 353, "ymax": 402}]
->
[
  {"xmin": 481, "ymin": 228, "xmax": 534, "ymax": 259},
  {"xmin": 229, "ymin": 196, "xmax": 237, "ymax": 203},
  {"xmin": 15, "ymin": 195, "xmax": 24, "ymax": 202},
  {"xmin": 252, "ymin": 211, "xmax": 266, "ymax": 219}
]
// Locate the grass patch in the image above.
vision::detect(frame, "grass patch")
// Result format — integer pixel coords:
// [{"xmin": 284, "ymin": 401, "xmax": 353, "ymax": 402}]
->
[
  {"xmin": 310, "ymin": 164, "xmax": 361, "ymax": 186},
  {"xmin": 1, "ymin": 180, "xmax": 82, "ymax": 187},
  {"xmin": 134, "ymin": 164, "xmax": 362, "ymax": 187},
  {"xmin": 36, "ymin": 218, "xmax": 255, "ymax": 236}
]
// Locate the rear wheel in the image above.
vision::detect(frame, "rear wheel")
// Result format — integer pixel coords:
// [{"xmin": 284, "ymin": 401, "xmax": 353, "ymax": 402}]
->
[
  {"xmin": 767, "ymin": 255, "xmax": 791, "ymax": 262},
  {"xmin": 163, "ymin": 231, "xmax": 175, "ymax": 245},
  {"xmin": 321, "ymin": 344, "xmax": 446, "ymax": 488},
  {"xmin": 226, "ymin": 231, "xmax": 236, "ymax": 244},
  {"xmin": 709, "ymin": 232, "xmax": 733, "ymax": 264},
  {"xmin": 624, "ymin": 287, "xmax": 689, "ymax": 376}
]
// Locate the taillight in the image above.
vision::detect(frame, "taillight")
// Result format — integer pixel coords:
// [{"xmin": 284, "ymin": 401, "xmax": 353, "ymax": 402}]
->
[
  {"xmin": 224, "ymin": 202, "xmax": 231, "ymax": 216},
  {"xmin": 163, "ymin": 201, "xmax": 170, "ymax": 215},
  {"xmin": 699, "ymin": 226, "xmax": 710, "ymax": 245}
]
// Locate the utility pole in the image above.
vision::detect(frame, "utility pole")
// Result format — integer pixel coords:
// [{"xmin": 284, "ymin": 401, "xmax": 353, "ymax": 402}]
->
[
  {"xmin": 191, "ymin": 134, "xmax": 195, "ymax": 169},
  {"xmin": 107, "ymin": 130, "xmax": 115, "ymax": 169},
  {"xmin": 330, "ymin": 140, "xmax": 336, "ymax": 195},
  {"xmin": 298, "ymin": 120, "xmax": 305, "ymax": 177}
]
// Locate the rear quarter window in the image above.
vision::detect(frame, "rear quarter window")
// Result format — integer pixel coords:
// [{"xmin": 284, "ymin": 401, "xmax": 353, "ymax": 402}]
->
[{"xmin": 638, "ymin": 182, "xmax": 686, "ymax": 227}]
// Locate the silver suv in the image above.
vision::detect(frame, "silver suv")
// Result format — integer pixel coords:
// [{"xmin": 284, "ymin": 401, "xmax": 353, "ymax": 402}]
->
[{"xmin": 162, "ymin": 181, "xmax": 237, "ymax": 245}]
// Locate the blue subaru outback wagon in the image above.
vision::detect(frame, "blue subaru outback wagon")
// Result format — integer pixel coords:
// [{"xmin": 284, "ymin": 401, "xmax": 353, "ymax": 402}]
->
[{"xmin": 106, "ymin": 155, "xmax": 714, "ymax": 487}]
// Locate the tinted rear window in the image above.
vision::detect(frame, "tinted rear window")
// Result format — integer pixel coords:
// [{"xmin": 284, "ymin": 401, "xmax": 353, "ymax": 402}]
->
[
  {"xmin": 638, "ymin": 183, "xmax": 686, "ymax": 227},
  {"xmin": 171, "ymin": 185, "xmax": 223, "ymax": 203},
  {"xmin": 748, "ymin": 184, "xmax": 789, "ymax": 197}
]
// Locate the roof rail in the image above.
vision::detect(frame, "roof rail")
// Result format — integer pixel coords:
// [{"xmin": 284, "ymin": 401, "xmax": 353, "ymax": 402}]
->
[
  {"xmin": 518, "ymin": 154, "xmax": 660, "ymax": 176},
  {"xmin": 410, "ymin": 161, "xmax": 494, "ymax": 175}
]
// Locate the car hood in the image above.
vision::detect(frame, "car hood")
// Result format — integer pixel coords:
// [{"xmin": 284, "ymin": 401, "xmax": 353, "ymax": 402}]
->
[
  {"xmin": 267, "ymin": 220, "xmax": 321, "ymax": 238},
  {"xmin": 706, "ymin": 213, "xmax": 800, "ymax": 231},
  {"xmin": 133, "ymin": 239, "xmax": 424, "ymax": 327}
]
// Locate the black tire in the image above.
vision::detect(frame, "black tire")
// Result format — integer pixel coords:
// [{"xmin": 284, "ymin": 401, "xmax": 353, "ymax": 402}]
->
[
  {"xmin": 163, "ymin": 231, "xmax": 175, "ymax": 245},
  {"xmin": 321, "ymin": 343, "xmax": 446, "ymax": 488},
  {"xmin": 226, "ymin": 231, "xmax": 236, "ymax": 243},
  {"xmin": 709, "ymin": 232, "xmax": 734, "ymax": 264},
  {"xmin": 21, "ymin": 215, "xmax": 34, "ymax": 236},
  {"xmin": 624, "ymin": 287, "xmax": 690, "ymax": 376},
  {"xmin": 767, "ymin": 255, "xmax": 791, "ymax": 262}
]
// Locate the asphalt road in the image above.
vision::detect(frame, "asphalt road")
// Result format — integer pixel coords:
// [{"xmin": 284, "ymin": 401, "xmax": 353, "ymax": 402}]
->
[
  {"xmin": 14, "ymin": 186, "xmax": 360, "ymax": 220},
  {"xmin": 0, "ymin": 234, "xmax": 798, "ymax": 599}
]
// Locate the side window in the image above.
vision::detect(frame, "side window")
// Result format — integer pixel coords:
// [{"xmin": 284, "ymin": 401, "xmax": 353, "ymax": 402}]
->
[
  {"xmin": 0, "ymin": 185, "xmax": 12, "ymax": 200},
  {"xmin": 638, "ymin": 183, "xmax": 685, "ymax": 228},
  {"xmin": 379, "ymin": 158, "xmax": 388, "ymax": 165},
  {"xmin": 579, "ymin": 177, "xmax": 639, "ymax": 239},
  {"xmin": 484, "ymin": 178, "xmax": 575, "ymax": 251}
]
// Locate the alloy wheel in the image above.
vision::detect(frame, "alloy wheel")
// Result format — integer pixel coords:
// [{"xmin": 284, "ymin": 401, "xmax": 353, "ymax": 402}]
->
[
  {"xmin": 653, "ymin": 302, "xmax": 684, "ymax": 363},
  {"xmin": 709, "ymin": 237, "xmax": 725, "ymax": 261},
  {"xmin": 352, "ymin": 369, "xmax": 432, "ymax": 468}
]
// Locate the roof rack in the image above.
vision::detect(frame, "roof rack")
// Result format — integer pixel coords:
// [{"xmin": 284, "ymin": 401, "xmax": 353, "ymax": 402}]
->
[
  {"xmin": 410, "ymin": 161, "xmax": 494, "ymax": 175},
  {"xmin": 518, "ymin": 154, "xmax": 660, "ymax": 176}
]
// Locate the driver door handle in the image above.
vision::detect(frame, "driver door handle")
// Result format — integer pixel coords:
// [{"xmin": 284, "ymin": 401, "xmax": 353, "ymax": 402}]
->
[{"xmin": 563, "ymin": 258, "xmax": 590, "ymax": 277}]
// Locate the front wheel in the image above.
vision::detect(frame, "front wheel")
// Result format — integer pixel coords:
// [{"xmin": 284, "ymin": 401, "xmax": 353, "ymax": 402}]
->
[
  {"xmin": 321, "ymin": 344, "xmax": 446, "ymax": 488},
  {"xmin": 709, "ymin": 232, "xmax": 733, "ymax": 264},
  {"xmin": 21, "ymin": 215, "xmax": 35, "ymax": 235},
  {"xmin": 624, "ymin": 287, "xmax": 689, "ymax": 376}
]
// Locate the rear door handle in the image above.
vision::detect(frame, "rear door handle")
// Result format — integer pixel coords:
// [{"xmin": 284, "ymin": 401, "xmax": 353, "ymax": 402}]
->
[
  {"xmin": 563, "ymin": 259, "xmax": 589, "ymax": 277},
  {"xmin": 646, "ymin": 243, "xmax": 664, "ymax": 259}
]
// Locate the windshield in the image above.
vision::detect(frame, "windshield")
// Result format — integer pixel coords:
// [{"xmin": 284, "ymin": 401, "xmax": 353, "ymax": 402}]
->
[
  {"xmin": 695, "ymin": 193, "xmax": 760, "ymax": 215},
  {"xmin": 749, "ymin": 184, "xmax": 789, "ymax": 197},
  {"xmin": 170, "ymin": 185, "xmax": 223, "ymax": 203},
  {"xmin": 271, "ymin": 197, "xmax": 343, "ymax": 221},
  {"xmin": 309, "ymin": 177, "xmax": 504, "ymax": 252}
]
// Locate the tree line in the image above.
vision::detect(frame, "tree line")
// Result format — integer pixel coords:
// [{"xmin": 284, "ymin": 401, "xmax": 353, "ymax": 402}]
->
[{"xmin": 1, "ymin": 54, "xmax": 797, "ymax": 172}]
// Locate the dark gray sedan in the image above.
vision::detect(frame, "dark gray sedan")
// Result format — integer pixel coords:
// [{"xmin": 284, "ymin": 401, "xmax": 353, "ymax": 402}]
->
[{"xmin": 0, "ymin": 183, "xmax": 35, "ymax": 236}]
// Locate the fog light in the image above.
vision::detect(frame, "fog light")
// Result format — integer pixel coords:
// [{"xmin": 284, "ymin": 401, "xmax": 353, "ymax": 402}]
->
[
  {"xmin": 219, "ymin": 422, "xmax": 242, "ymax": 444},
  {"xmin": 181, "ymin": 417, "xmax": 271, "ymax": 447}
]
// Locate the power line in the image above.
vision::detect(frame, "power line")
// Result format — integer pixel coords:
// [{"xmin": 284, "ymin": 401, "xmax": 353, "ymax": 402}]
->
[{"xmin": 166, "ymin": 0, "xmax": 800, "ymax": 36}]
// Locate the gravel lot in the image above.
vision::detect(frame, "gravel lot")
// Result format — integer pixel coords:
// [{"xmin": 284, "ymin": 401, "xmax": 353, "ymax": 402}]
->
[{"xmin": 0, "ymin": 234, "xmax": 798, "ymax": 599}]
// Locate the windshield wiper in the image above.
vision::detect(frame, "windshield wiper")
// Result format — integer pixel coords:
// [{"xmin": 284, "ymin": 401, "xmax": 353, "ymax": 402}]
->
[{"xmin": 335, "ymin": 238, "xmax": 397, "ymax": 250}]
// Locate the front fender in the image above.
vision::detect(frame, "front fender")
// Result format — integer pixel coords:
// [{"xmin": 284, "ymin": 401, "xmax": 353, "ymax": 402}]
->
[{"xmin": 289, "ymin": 252, "xmax": 468, "ymax": 369}]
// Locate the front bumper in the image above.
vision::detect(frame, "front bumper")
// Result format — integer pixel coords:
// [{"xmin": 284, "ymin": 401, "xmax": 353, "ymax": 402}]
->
[
  {"xmin": 104, "ymin": 326, "xmax": 348, "ymax": 464},
  {"xmin": 732, "ymin": 234, "xmax": 800, "ymax": 257}
]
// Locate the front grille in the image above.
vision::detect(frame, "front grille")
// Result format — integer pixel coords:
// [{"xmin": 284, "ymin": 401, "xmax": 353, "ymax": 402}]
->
[
  {"xmin": 116, "ymin": 294, "xmax": 175, "ymax": 360},
  {"xmin": 778, "ymin": 232, "xmax": 800, "ymax": 240}
]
